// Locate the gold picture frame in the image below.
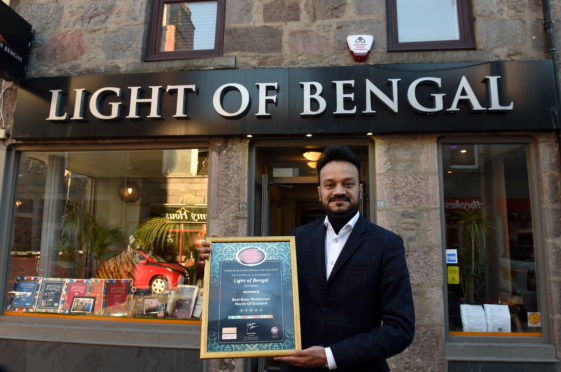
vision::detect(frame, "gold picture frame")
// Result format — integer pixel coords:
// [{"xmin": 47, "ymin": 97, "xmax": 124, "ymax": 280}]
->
[{"xmin": 200, "ymin": 236, "xmax": 301, "ymax": 359}]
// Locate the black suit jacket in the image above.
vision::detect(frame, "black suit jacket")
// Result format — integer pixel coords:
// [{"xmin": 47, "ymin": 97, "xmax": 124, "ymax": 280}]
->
[{"xmin": 284, "ymin": 215, "xmax": 415, "ymax": 372}]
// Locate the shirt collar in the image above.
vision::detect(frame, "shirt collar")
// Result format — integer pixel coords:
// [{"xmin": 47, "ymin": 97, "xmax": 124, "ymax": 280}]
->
[{"xmin": 323, "ymin": 211, "xmax": 360, "ymax": 233}]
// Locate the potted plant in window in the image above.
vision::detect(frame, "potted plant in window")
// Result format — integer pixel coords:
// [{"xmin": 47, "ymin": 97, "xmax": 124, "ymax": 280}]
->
[
  {"xmin": 58, "ymin": 201, "xmax": 123, "ymax": 278},
  {"xmin": 456, "ymin": 208, "xmax": 491, "ymax": 304}
]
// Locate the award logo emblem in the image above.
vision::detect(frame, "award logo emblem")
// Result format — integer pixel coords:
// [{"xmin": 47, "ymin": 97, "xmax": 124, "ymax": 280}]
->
[{"xmin": 236, "ymin": 247, "xmax": 266, "ymax": 266}]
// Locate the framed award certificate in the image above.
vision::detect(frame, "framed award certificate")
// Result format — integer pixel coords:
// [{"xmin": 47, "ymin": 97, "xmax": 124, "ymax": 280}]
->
[
  {"xmin": 103, "ymin": 279, "xmax": 132, "ymax": 316},
  {"xmin": 86, "ymin": 279, "xmax": 105, "ymax": 315},
  {"xmin": 200, "ymin": 236, "xmax": 301, "ymax": 359},
  {"xmin": 35, "ymin": 278, "xmax": 68, "ymax": 313},
  {"xmin": 170, "ymin": 285, "xmax": 199, "ymax": 319},
  {"xmin": 7, "ymin": 276, "xmax": 43, "ymax": 312},
  {"xmin": 61, "ymin": 279, "xmax": 90, "ymax": 313}
]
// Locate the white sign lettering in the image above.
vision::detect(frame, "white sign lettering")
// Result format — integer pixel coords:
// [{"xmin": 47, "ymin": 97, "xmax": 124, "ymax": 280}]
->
[
  {"xmin": 213, "ymin": 83, "xmax": 250, "ymax": 118},
  {"xmin": 255, "ymin": 82, "xmax": 278, "ymax": 117},
  {"xmin": 45, "ymin": 76, "xmax": 514, "ymax": 122}
]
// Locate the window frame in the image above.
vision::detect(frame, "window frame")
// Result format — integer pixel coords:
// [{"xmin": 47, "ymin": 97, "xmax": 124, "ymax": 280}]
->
[
  {"xmin": 0, "ymin": 141, "xmax": 211, "ymax": 348},
  {"xmin": 438, "ymin": 136, "xmax": 550, "ymax": 345},
  {"xmin": 386, "ymin": 0, "xmax": 476, "ymax": 52},
  {"xmin": 144, "ymin": 0, "xmax": 226, "ymax": 61}
]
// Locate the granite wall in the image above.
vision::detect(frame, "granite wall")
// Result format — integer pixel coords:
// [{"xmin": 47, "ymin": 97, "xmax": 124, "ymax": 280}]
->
[
  {"xmin": 374, "ymin": 135, "xmax": 444, "ymax": 371},
  {"xmin": 536, "ymin": 133, "xmax": 561, "ymax": 363},
  {"xmin": 10, "ymin": 0, "xmax": 549, "ymax": 79}
]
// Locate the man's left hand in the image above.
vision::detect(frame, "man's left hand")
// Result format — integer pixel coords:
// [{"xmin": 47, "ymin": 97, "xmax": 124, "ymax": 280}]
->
[{"xmin": 273, "ymin": 346, "xmax": 327, "ymax": 368}]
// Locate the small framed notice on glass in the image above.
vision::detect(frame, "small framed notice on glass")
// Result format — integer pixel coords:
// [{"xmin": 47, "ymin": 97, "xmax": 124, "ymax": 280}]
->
[{"xmin": 200, "ymin": 236, "xmax": 301, "ymax": 359}]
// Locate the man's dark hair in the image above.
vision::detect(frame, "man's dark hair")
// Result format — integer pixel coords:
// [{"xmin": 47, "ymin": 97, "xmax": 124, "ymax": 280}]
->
[{"xmin": 316, "ymin": 145, "xmax": 361, "ymax": 179}]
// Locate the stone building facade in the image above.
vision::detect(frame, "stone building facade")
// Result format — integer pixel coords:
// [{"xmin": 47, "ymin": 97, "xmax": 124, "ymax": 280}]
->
[
  {"xmin": 2, "ymin": 0, "xmax": 553, "ymax": 77},
  {"xmin": 0, "ymin": 1, "xmax": 560, "ymax": 372}
]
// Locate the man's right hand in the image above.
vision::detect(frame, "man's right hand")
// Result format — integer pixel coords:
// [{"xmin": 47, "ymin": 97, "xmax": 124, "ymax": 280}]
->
[{"xmin": 196, "ymin": 239, "xmax": 212, "ymax": 264}]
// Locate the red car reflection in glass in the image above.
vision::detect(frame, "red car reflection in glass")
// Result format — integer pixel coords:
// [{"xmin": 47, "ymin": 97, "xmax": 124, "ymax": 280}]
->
[{"xmin": 133, "ymin": 250, "xmax": 186, "ymax": 293}]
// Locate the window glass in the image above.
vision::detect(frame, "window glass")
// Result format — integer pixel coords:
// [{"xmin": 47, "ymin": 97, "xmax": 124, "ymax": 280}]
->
[
  {"xmin": 396, "ymin": 0, "xmax": 460, "ymax": 43},
  {"xmin": 5, "ymin": 149, "xmax": 208, "ymax": 321},
  {"xmin": 442, "ymin": 143, "xmax": 542, "ymax": 335},
  {"xmin": 387, "ymin": 0, "xmax": 474, "ymax": 51},
  {"xmin": 145, "ymin": 0, "xmax": 225, "ymax": 61},
  {"xmin": 160, "ymin": 2, "xmax": 217, "ymax": 52}
]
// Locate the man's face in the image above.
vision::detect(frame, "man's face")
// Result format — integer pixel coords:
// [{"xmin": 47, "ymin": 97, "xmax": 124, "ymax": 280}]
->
[{"xmin": 317, "ymin": 160, "xmax": 362, "ymax": 218}]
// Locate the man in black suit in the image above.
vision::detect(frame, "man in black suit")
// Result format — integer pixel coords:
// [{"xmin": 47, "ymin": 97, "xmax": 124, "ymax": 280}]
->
[
  {"xmin": 199, "ymin": 145, "xmax": 414, "ymax": 371},
  {"xmin": 274, "ymin": 145, "xmax": 415, "ymax": 371}
]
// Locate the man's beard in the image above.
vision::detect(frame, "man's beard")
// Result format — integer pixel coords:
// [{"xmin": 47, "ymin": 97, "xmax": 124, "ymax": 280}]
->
[{"xmin": 322, "ymin": 195, "xmax": 359, "ymax": 219}]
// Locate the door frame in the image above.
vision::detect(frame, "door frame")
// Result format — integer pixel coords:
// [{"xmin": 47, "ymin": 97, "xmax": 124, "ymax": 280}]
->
[{"xmin": 247, "ymin": 138, "xmax": 376, "ymax": 236}]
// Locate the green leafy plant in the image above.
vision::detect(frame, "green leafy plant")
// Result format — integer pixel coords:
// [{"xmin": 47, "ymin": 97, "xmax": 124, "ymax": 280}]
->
[
  {"xmin": 456, "ymin": 208, "xmax": 491, "ymax": 304},
  {"xmin": 58, "ymin": 201, "xmax": 123, "ymax": 277},
  {"xmin": 132, "ymin": 217, "xmax": 175, "ymax": 254},
  {"xmin": 91, "ymin": 225, "xmax": 124, "ymax": 263}
]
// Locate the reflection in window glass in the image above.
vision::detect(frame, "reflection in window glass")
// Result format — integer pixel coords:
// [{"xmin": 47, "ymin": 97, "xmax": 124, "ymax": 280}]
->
[
  {"xmin": 6, "ymin": 149, "xmax": 209, "ymax": 321},
  {"xmin": 396, "ymin": 0, "xmax": 460, "ymax": 42},
  {"xmin": 442, "ymin": 143, "xmax": 541, "ymax": 334},
  {"xmin": 160, "ymin": 1, "xmax": 217, "ymax": 52}
]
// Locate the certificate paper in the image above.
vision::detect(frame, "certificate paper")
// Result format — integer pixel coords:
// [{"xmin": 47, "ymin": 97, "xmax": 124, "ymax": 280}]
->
[
  {"xmin": 460, "ymin": 304, "xmax": 487, "ymax": 332},
  {"xmin": 104, "ymin": 279, "xmax": 132, "ymax": 315},
  {"xmin": 62, "ymin": 280, "xmax": 90, "ymax": 313},
  {"xmin": 201, "ymin": 237, "xmax": 301, "ymax": 359},
  {"xmin": 86, "ymin": 279, "xmax": 105, "ymax": 315},
  {"xmin": 8, "ymin": 277, "xmax": 42, "ymax": 311},
  {"xmin": 483, "ymin": 304, "xmax": 511, "ymax": 332},
  {"xmin": 35, "ymin": 278, "xmax": 68, "ymax": 313},
  {"xmin": 171, "ymin": 285, "xmax": 199, "ymax": 319}
]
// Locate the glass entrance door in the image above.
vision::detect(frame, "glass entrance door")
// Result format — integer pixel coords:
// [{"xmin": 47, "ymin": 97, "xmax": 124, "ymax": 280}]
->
[
  {"xmin": 253, "ymin": 144, "xmax": 370, "ymax": 237},
  {"xmin": 261, "ymin": 177, "xmax": 321, "ymax": 236}
]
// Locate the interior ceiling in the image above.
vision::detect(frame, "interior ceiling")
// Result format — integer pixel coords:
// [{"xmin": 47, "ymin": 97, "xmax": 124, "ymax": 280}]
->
[
  {"xmin": 68, "ymin": 151, "xmax": 166, "ymax": 178},
  {"xmin": 258, "ymin": 145, "xmax": 367, "ymax": 162},
  {"xmin": 29, "ymin": 151, "xmax": 167, "ymax": 178},
  {"xmin": 27, "ymin": 145, "xmax": 369, "ymax": 179},
  {"xmin": 258, "ymin": 145, "xmax": 369, "ymax": 179}
]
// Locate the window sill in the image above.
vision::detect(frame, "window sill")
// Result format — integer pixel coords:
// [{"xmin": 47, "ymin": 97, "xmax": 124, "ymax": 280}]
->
[
  {"xmin": 0, "ymin": 312, "xmax": 201, "ymax": 349},
  {"xmin": 445, "ymin": 342, "xmax": 559, "ymax": 363},
  {"xmin": 449, "ymin": 331, "xmax": 542, "ymax": 337},
  {"xmin": 133, "ymin": 55, "xmax": 236, "ymax": 73}
]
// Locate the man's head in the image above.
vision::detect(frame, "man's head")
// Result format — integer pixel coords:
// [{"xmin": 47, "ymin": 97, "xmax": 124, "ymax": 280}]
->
[{"xmin": 316, "ymin": 145, "xmax": 363, "ymax": 218}]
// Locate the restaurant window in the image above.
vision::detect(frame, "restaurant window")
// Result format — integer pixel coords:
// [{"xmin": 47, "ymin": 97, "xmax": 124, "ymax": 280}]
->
[
  {"xmin": 5, "ymin": 148, "xmax": 208, "ymax": 321},
  {"xmin": 145, "ymin": 0, "xmax": 225, "ymax": 61},
  {"xmin": 441, "ymin": 142, "xmax": 543, "ymax": 336},
  {"xmin": 386, "ymin": 0, "xmax": 475, "ymax": 51}
]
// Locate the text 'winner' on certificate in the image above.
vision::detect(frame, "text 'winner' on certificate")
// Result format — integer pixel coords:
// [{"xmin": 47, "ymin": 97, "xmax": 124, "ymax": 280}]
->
[{"xmin": 200, "ymin": 236, "xmax": 301, "ymax": 359}]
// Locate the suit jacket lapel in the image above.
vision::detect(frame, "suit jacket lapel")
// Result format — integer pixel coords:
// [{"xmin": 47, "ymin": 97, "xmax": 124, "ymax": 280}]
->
[
  {"xmin": 310, "ymin": 222, "xmax": 328, "ymax": 286},
  {"xmin": 327, "ymin": 215, "xmax": 366, "ymax": 283}
]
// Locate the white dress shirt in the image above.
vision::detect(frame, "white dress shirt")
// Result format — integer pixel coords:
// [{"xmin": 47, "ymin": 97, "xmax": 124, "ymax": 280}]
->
[{"xmin": 322, "ymin": 211, "xmax": 360, "ymax": 370}]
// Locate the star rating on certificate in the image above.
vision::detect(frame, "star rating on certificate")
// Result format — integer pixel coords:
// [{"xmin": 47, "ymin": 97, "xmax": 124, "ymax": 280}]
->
[{"xmin": 239, "ymin": 308, "xmax": 264, "ymax": 313}]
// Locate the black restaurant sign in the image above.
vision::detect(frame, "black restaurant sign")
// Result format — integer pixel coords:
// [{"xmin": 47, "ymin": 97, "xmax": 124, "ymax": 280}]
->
[
  {"xmin": 0, "ymin": 1, "xmax": 32, "ymax": 81},
  {"xmin": 13, "ymin": 60, "xmax": 558, "ymax": 139}
]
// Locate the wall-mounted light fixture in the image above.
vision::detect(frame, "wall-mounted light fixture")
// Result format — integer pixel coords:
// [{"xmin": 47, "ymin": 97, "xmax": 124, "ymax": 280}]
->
[
  {"xmin": 118, "ymin": 182, "xmax": 140, "ymax": 203},
  {"xmin": 302, "ymin": 150, "xmax": 322, "ymax": 162}
]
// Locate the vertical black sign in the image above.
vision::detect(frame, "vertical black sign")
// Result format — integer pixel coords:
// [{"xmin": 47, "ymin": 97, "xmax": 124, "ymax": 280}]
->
[{"xmin": 0, "ymin": 1, "xmax": 33, "ymax": 81}]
